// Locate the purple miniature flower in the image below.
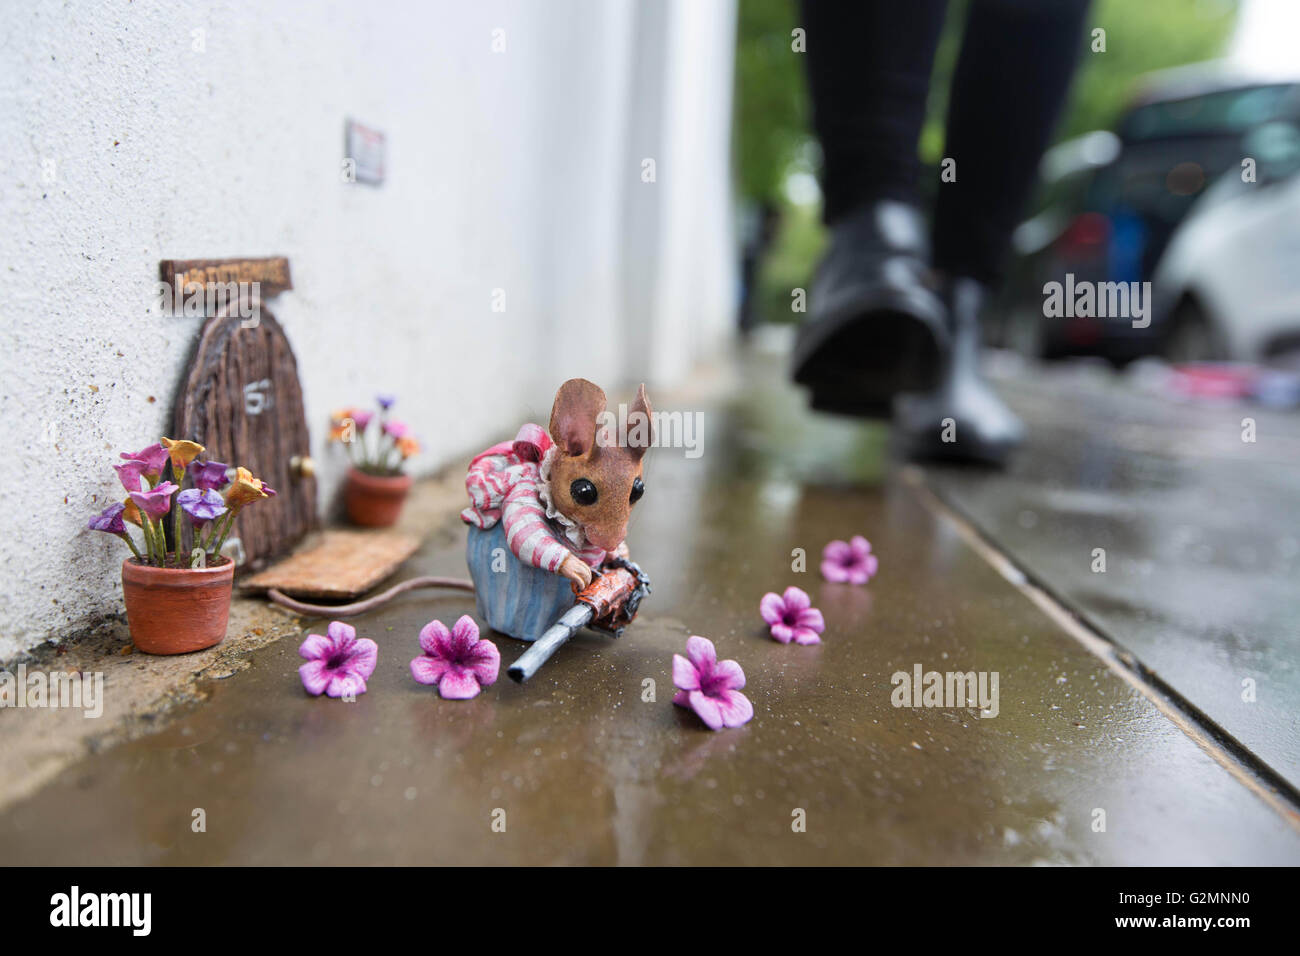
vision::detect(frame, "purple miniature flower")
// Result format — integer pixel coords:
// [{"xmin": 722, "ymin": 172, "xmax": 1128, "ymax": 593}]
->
[
  {"xmin": 672, "ymin": 635, "xmax": 753, "ymax": 731},
  {"xmin": 87, "ymin": 502, "xmax": 128, "ymax": 535},
  {"xmin": 190, "ymin": 460, "xmax": 231, "ymax": 491},
  {"xmin": 383, "ymin": 419, "xmax": 411, "ymax": 439},
  {"xmin": 128, "ymin": 481, "xmax": 177, "ymax": 521},
  {"xmin": 759, "ymin": 586, "xmax": 825, "ymax": 645},
  {"xmin": 299, "ymin": 621, "xmax": 378, "ymax": 698},
  {"xmin": 119, "ymin": 443, "xmax": 169, "ymax": 478},
  {"xmin": 350, "ymin": 409, "xmax": 374, "ymax": 431},
  {"xmin": 821, "ymin": 535, "xmax": 878, "ymax": 585},
  {"xmin": 376, "ymin": 394, "xmax": 396, "ymax": 410},
  {"xmin": 410, "ymin": 615, "xmax": 500, "ymax": 700},
  {"xmin": 177, "ymin": 487, "xmax": 227, "ymax": 526},
  {"xmin": 113, "ymin": 460, "xmax": 149, "ymax": 493}
]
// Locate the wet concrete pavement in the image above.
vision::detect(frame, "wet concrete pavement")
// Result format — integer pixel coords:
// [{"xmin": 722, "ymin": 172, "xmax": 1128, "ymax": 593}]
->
[
  {"xmin": 2, "ymin": 350, "xmax": 1298, "ymax": 864},
  {"xmin": 925, "ymin": 361, "xmax": 1300, "ymax": 788}
]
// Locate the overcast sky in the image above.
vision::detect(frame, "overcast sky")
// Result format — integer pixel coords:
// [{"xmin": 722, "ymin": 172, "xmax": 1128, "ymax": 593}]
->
[{"xmin": 1227, "ymin": 0, "xmax": 1300, "ymax": 75}]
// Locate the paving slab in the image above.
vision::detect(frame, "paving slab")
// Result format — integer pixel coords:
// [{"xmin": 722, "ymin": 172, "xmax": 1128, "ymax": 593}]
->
[
  {"xmin": 923, "ymin": 361, "xmax": 1300, "ymax": 789},
  {"xmin": 1, "ymin": 357, "xmax": 1296, "ymax": 865}
]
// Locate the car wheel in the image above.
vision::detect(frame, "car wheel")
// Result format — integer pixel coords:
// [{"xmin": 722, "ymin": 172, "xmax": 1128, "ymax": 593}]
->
[{"xmin": 1164, "ymin": 298, "xmax": 1226, "ymax": 363}]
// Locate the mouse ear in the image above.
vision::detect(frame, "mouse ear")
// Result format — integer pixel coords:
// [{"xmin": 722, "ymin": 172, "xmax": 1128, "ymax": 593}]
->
[
  {"xmin": 626, "ymin": 383, "xmax": 653, "ymax": 461},
  {"xmin": 549, "ymin": 379, "xmax": 607, "ymax": 457}
]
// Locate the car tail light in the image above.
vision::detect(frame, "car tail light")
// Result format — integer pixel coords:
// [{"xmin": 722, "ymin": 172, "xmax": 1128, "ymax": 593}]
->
[{"xmin": 1055, "ymin": 212, "xmax": 1110, "ymax": 259}]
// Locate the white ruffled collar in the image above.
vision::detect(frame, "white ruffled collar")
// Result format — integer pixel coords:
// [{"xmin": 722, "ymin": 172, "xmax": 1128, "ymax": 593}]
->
[{"xmin": 537, "ymin": 445, "xmax": 589, "ymax": 550}]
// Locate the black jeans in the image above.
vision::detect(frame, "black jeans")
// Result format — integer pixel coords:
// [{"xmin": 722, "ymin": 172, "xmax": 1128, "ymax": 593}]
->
[{"xmin": 800, "ymin": 0, "xmax": 1091, "ymax": 283}]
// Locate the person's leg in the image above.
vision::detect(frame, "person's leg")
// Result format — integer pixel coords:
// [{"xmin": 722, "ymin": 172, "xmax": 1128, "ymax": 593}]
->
[
  {"xmin": 801, "ymin": 0, "xmax": 950, "ymax": 223},
  {"xmin": 793, "ymin": 0, "xmax": 953, "ymax": 416},
  {"xmin": 898, "ymin": 0, "xmax": 1091, "ymax": 463},
  {"xmin": 932, "ymin": 0, "xmax": 1092, "ymax": 281}
]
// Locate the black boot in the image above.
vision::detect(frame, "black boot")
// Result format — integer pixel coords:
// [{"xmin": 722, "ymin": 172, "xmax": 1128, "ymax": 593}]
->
[
  {"xmin": 792, "ymin": 201, "xmax": 950, "ymax": 418},
  {"xmin": 895, "ymin": 276, "xmax": 1024, "ymax": 465}
]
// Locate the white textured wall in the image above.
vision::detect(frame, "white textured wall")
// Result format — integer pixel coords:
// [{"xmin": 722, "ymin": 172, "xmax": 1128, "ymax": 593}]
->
[{"xmin": 0, "ymin": 0, "xmax": 737, "ymax": 657}]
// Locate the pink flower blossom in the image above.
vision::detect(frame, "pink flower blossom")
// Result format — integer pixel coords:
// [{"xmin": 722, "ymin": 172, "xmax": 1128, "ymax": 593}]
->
[
  {"xmin": 383, "ymin": 419, "xmax": 411, "ymax": 439},
  {"xmin": 759, "ymin": 586, "xmax": 825, "ymax": 645},
  {"xmin": 299, "ymin": 621, "xmax": 378, "ymax": 698},
  {"xmin": 672, "ymin": 636, "xmax": 753, "ymax": 730},
  {"xmin": 410, "ymin": 614, "xmax": 499, "ymax": 699},
  {"xmin": 120, "ymin": 443, "xmax": 169, "ymax": 478},
  {"xmin": 128, "ymin": 481, "xmax": 178, "ymax": 521},
  {"xmin": 821, "ymin": 535, "xmax": 878, "ymax": 584},
  {"xmin": 113, "ymin": 460, "xmax": 149, "ymax": 492}
]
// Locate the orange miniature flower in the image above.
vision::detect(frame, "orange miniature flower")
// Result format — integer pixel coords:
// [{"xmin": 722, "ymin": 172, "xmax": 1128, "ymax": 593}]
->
[
  {"xmin": 329, "ymin": 409, "xmax": 351, "ymax": 442},
  {"xmin": 161, "ymin": 437, "xmax": 205, "ymax": 470},
  {"xmin": 224, "ymin": 467, "xmax": 271, "ymax": 508},
  {"xmin": 122, "ymin": 498, "xmax": 143, "ymax": 526},
  {"xmin": 329, "ymin": 407, "xmax": 371, "ymax": 442},
  {"xmin": 397, "ymin": 436, "xmax": 421, "ymax": 459}
]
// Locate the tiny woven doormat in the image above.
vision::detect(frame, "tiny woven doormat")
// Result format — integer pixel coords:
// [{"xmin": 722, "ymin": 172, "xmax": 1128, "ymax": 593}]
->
[{"xmin": 241, "ymin": 529, "xmax": 420, "ymax": 600}]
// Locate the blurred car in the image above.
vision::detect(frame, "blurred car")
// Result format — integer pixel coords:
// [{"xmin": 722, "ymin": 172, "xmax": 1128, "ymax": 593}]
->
[
  {"xmin": 997, "ymin": 63, "xmax": 1300, "ymax": 364},
  {"xmin": 1152, "ymin": 118, "xmax": 1300, "ymax": 362}
]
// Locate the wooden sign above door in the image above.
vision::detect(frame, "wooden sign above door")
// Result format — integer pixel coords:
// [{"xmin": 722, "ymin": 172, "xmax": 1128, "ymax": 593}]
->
[{"xmin": 160, "ymin": 256, "xmax": 293, "ymax": 297}]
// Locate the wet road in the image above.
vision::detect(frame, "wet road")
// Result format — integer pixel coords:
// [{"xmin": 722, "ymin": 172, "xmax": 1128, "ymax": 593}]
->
[{"xmin": 1, "ymin": 353, "xmax": 1297, "ymax": 864}]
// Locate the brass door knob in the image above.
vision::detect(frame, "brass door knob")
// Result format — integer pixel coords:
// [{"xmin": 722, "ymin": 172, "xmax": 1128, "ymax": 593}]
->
[{"xmin": 291, "ymin": 455, "xmax": 316, "ymax": 478}]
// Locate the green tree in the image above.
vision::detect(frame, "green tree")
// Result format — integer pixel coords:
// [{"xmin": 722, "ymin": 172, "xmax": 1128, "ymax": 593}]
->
[
  {"xmin": 734, "ymin": 0, "xmax": 1240, "ymax": 325},
  {"xmin": 733, "ymin": 0, "xmax": 809, "ymax": 206},
  {"xmin": 1059, "ymin": 0, "xmax": 1240, "ymax": 142}
]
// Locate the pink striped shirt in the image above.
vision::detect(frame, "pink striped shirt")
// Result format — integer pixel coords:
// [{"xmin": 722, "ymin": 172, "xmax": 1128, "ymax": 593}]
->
[{"xmin": 462, "ymin": 424, "xmax": 610, "ymax": 573}]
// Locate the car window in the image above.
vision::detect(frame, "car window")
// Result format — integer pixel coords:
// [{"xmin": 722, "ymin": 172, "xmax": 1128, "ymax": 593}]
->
[{"xmin": 1123, "ymin": 85, "xmax": 1295, "ymax": 141}]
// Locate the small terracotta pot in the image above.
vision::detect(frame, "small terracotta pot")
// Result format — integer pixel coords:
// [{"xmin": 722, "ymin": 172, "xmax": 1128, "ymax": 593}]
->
[
  {"xmin": 121, "ymin": 556, "xmax": 235, "ymax": 655},
  {"xmin": 345, "ymin": 466, "xmax": 412, "ymax": 527}
]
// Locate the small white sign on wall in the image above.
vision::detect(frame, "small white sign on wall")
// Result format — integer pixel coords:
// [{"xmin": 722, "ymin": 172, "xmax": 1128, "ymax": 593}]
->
[{"xmin": 345, "ymin": 119, "xmax": 386, "ymax": 186}]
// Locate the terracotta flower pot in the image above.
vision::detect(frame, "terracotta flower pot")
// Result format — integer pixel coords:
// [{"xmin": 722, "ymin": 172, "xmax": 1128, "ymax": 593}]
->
[
  {"xmin": 121, "ymin": 556, "xmax": 235, "ymax": 655},
  {"xmin": 345, "ymin": 466, "xmax": 412, "ymax": 527}
]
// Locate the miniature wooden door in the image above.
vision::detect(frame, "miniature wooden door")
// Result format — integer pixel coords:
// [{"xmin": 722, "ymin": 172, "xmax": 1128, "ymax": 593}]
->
[{"xmin": 173, "ymin": 305, "xmax": 317, "ymax": 568}]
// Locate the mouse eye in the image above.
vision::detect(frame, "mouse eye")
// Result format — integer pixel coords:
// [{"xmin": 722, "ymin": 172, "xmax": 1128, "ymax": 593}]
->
[
  {"xmin": 629, "ymin": 477, "xmax": 644, "ymax": 504},
  {"xmin": 569, "ymin": 478, "xmax": 598, "ymax": 506}
]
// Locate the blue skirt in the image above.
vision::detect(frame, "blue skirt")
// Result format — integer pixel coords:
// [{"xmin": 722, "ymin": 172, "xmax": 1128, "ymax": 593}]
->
[{"xmin": 466, "ymin": 523, "xmax": 577, "ymax": 643}]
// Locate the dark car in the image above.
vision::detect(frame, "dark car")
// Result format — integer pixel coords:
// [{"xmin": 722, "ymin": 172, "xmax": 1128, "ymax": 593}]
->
[{"xmin": 996, "ymin": 65, "xmax": 1300, "ymax": 364}]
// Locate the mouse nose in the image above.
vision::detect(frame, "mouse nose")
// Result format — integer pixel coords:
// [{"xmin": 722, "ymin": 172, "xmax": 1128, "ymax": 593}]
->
[{"xmin": 588, "ymin": 526, "xmax": 626, "ymax": 552}]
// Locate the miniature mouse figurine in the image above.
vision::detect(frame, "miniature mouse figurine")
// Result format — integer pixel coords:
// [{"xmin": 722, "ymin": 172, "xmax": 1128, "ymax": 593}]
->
[
  {"xmin": 461, "ymin": 379, "xmax": 652, "ymax": 644},
  {"xmin": 263, "ymin": 378, "xmax": 654, "ymax": 680}
]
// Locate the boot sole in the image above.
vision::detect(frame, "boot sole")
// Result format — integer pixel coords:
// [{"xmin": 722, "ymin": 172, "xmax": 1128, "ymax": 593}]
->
[{"xmin": 793, "ymin": 295, "xmax": 949, "ymax": 419}]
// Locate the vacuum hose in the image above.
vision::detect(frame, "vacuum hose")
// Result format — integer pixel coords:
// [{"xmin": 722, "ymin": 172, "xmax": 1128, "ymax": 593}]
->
[
  {"xmin": 265, "ymin": 560, "xmax": 648, "ymax": 682},
  {"xmin": 265, "ymin": 576, "xmax": 475, "ymax": 618}
]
